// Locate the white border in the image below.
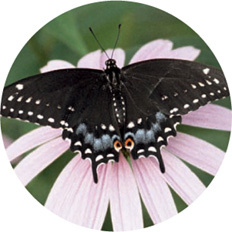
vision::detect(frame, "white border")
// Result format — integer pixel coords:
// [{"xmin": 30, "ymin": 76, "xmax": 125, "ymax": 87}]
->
[{"xmin": 0, "ymin": 1, "xmax": 231, "ymax": 232}]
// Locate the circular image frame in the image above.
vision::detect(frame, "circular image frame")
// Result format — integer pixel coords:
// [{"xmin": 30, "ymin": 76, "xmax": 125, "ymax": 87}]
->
[{"xmin": 0, "ymin": 1, "xmax": 231, "ymax": 231}]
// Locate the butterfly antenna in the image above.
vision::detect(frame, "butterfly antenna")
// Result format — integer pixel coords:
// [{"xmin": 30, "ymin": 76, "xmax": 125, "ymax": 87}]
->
[
  {"xmin": 111, "ymin": 24, "xmax": 121, "ymax": 59},
  {"xmin": 89, "ymin": 27, "xmax": 110, "ymax": 59}
]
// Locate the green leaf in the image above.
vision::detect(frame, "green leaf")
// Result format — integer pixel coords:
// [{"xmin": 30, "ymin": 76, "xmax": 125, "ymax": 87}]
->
[{"xmin": 43, "ymin": 11, "xmax": 88, "ymax": 56}]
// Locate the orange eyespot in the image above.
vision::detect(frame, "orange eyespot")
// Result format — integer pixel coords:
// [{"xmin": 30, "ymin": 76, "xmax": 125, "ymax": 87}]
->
[
  {"xmin": 114, "ymin": 140, "xmax": 122, "ymax": 152},
  {"xmin": 124, "ymin": 138, "xmax": 134, "ymax": 151}
]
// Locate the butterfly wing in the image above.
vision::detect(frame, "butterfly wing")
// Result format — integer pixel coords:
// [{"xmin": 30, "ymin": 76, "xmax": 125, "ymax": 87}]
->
[
  {"xmin": 122, "ymin": 59, "xmax": 229, "ymax": 115},
  {"xmin": 121, "ymin": 58, "xmax": 229, "ymax": 171},
  {"xmin": 1, "ymin": 69, "xmax": 104, "ymax": 127},
  {"xmin": 63, "ymin": 83, "xmax": 122, "ymax": 183},
  {"xmin": 121, "ymin": 81, "xmax": 181, "ymax": 172},
  {"xmin": 1, "ymin": 68, "xmax": 121, "ymax": 183}
]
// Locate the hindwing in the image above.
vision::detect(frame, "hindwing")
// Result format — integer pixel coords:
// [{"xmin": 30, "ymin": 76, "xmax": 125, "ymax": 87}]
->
[
  {"xmin": 121, "ymin": 83, "xmax": 181, "ymax": 172},
  {"xmin": 62, "ymin": 83, "xmax": 122, "ymax": 183}
]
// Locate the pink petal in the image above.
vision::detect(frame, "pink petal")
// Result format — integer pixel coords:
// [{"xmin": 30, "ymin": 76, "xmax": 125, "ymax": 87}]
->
[
  {"xmin": 166, "ymin": 132, "xmax": 225, "ymax": 176},
  {"xmin": 182, "ymin": 104, "xmax": 231, "ymax": 131},
  {"xmin": 129, "ymin": 39, "xmax": 173, "ymax": 64},
  {"xmin": 104, "ymin": 48, "xmax": 125, "ymax": 68},
  {"xmin": 129, "ymin": 39, "xmax": 200, "ymax": 64},
  {"xmin": 109, "ymin": 155, "xmax": 143, "ymax": 231},
  {"xmin": 77, "ymin": 50, "xmax": 102, "ymax": 69},
  {"xmin": 77, "ymin": 49, "xmax": 125, "ymax": 69},
  {"xmin": 7, "ymin": 127, "xmax": 62, "ymax": 162},
  {"xmin": 40, "ymin": 60, "xmax": 75, "ymax": 73},
  {"xmin": 2, "ymin": 134, "xmax": 12, "ymax": 148},
  {"xmin": 165, "ymin": 46, "xmax": 200, "ymax": 60},
  {"xmin": 15, "ymin": 137, "xmax": 69, "ymax": 186},
  {"xmin": 155, "ymin": 149, "xmax": 206, "ymax": 204},
  {"xmin": 132, "ymin": 157, "xmax": 177, "ymax": 223},
  {"xmin": 45, "ymin": 156, "xmax": 109, "ymax": 230},
  {"xmin": 2, "ymin": 134, "xmax": 20, "ymax": 165}
]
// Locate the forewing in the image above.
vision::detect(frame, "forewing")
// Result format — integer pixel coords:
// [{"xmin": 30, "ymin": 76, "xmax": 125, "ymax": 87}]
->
[
  {"xmin": 122, "ymin": 59, "xmax": 229, "ymax": 115},
  {"xmin": 1, "ymin": 68, "xmax": 104, "ymax": 127}
]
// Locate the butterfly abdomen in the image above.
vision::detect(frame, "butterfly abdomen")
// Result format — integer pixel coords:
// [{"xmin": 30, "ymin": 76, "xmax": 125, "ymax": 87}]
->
[{"xmin": 111, "ymin": 89, "xmax": 126, "ymax": 127}]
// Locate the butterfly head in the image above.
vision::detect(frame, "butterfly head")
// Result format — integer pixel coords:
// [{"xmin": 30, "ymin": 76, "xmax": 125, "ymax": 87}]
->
[{"xmin": 105, "ymin": 59, "xmax": 117, "ymax": 69}]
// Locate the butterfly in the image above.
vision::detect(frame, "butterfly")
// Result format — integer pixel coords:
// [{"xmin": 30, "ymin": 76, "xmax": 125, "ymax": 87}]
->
[{"xmin": 0, "ymin": 26, "xmax": 229, "ymax": 183}]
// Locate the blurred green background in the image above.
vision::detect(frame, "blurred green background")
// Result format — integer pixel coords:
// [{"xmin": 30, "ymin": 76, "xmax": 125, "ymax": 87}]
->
[{"xmin": 1, "ymin": 1, "xmax": 231, "ymax": 230}]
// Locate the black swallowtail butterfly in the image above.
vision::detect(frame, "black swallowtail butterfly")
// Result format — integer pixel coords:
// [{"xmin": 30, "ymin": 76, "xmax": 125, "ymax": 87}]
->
[{"xmin": 0, "ymin": 26, "xmax": 229, "ymax": 183}]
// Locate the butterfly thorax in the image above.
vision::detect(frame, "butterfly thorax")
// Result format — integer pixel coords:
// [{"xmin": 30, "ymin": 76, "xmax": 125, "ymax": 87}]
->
[{"xmin": 105, "ymin": 59, "xmax": 126, "ymax": 128}]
